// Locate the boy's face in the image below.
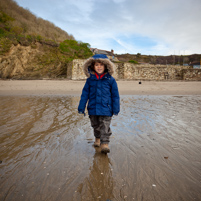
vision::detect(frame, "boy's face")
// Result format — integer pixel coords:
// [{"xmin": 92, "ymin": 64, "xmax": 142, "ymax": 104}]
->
[{"xmin": 94, "ymin": 62, "xmax": 105, "ymax": 74}]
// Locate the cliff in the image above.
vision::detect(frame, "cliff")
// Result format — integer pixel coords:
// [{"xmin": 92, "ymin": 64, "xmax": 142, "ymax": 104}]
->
[
  {"xmin": 0, "ymin": 42, "xmax": 62, "ymax": 79},
  {"xmin": 0, "ymin": 40, "xmax": 93, "ymax": 79},
  {"xmin": 0, "ymin": 0, "xmax": 92, "ymax": 79}
]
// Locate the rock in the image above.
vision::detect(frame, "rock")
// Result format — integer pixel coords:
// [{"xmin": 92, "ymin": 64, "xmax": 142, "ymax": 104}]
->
[{"xmin": 0, "ymin": 44, "xmax": 40, "ymax": 78}]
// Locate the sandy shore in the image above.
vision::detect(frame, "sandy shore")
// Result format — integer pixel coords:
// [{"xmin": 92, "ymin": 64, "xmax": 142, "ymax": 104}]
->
[{"xmin": 0, "ymin": 80, "xmax": 201, "ymax": 96}]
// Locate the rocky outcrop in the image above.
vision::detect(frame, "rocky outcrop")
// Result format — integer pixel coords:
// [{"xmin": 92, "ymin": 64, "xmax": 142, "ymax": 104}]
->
[
  {"xmin": 0, "ymin": 43, "xmax": 41, "ymax": 79},
  {"xmin": 0, "ymin": 42, "xmax": 68, "ymax": 79}
]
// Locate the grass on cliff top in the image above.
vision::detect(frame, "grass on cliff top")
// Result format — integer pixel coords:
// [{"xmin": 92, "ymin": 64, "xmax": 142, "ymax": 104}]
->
[{"xmin": 0, "ymin": 0, "xmax": 74, "ymax": 42}]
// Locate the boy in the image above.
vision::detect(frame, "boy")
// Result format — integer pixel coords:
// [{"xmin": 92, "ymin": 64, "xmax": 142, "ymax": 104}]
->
[{"xmin": 78, "ymin": 54, "xmax": 120, "ymax": 154}]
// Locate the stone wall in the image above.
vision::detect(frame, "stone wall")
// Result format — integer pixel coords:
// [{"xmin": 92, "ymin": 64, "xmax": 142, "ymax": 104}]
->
[
  {"xmin": 182, "ymin": 69, "xmax": 201, "ymax": 81},
  {"xmin": 121, "ymin": 64, "xmax": 189, "ymax": 80},
  {"xmin": 66, "ymin": 61, "xmax": 73, "ymax": 79},
  {"xmin": 69, "ymin": 59, "xmax": 200, "ymax": 81},
  {"xmin": 71, "ymin": 59, "xmax": 86, "ymax": 80}
]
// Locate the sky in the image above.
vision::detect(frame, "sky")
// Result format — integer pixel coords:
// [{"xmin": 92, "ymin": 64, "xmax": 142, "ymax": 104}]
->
[{"xmin": 14, "ymin": 0, "xmax": 201, "ymax": 55}]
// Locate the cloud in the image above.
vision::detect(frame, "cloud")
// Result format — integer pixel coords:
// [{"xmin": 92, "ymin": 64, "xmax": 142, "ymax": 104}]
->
[{"xmin": 15, "ymin": 0, "xmax": 201, "ymax": 55}]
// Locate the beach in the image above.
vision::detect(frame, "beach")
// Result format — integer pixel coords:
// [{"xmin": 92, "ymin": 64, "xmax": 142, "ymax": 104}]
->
[
  {"xmin": 0, "ymin": 80, "xmax": 201, "ymax": 201},
  {"xmin": 0, "ymin": 80, "xmax": 201, "ymax": 96}
]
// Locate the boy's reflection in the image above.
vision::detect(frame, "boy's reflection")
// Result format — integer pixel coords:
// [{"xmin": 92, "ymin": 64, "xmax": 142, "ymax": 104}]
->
[{"xmin": 76, "ymin": 147, "xmax": 114, "ymax": 201}]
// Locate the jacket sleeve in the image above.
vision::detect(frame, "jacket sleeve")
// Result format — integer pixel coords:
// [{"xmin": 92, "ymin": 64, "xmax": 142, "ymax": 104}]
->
[
  {"xmin": 78, "ymin": 79, "xmax": 90, "ymax": 113},
  {"xmin": 111, "ymin": 78, "xmax": 120, "ymax": 115}
]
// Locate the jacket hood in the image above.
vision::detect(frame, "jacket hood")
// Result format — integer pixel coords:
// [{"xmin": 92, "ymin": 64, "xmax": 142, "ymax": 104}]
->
[{"xmin": 83, "ymin": 54, "xmax": 115, "ymax": 78}]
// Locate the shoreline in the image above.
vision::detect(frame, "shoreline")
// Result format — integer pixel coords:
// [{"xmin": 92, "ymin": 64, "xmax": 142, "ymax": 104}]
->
[{"xmin": 0, "ymin": 80, "xmax": 201, "ymax": 96}]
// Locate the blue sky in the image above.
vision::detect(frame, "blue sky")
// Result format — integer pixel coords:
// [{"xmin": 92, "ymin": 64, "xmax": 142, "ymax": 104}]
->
[{"xmin": 14, "ymin": 0, "xmax": 201, "ymax": 55}]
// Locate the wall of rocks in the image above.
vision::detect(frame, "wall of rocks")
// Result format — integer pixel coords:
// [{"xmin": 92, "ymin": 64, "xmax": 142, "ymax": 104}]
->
[
  {"xmin": 182, "ymin": 69, "xmax": 201, "ymax": 81},
  {"xmin": 69, "ymin": 59, "xmax": 201, "ymax": 81}
]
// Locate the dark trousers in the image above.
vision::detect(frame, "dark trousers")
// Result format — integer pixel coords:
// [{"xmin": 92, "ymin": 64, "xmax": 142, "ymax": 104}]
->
[{"xmin": 89, "ymin": 115, "xmax": 112, "ymax": 144}]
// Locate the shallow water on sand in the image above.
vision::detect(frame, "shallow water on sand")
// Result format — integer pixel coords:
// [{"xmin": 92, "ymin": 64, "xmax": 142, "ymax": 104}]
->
[{"xmin": 0, "ymin": 95, "xmax": 201, "ymax": 201}]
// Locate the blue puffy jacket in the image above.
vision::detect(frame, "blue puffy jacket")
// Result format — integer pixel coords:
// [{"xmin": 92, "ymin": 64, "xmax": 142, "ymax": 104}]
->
[{"xmin": 78, "ymin": 54, "xmax": 120, "ymax": 116}]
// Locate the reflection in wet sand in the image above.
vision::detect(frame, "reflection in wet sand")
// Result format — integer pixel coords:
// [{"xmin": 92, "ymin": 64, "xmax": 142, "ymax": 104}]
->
[
  {"xmin": 0, "ymin": 95, "xmax": 201, "ymax": 201},
  {"xmin": 75, "ymin": 148, "xmax": 114, "ymax": 201}
]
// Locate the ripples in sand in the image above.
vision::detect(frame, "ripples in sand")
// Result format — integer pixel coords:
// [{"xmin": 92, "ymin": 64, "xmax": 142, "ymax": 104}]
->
[{"xmin": 0, "ymin": 95, "xmax": 201, "ymax": 201}]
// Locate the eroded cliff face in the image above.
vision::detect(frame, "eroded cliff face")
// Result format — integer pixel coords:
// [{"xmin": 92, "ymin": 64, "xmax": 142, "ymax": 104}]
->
[
  {"xmin": 0, "ymin": 42, "xmax": 67, "ymax": 79},
  {"xmin": 0, "ymin": 43, "xmax": 41, "ymax": 79}
]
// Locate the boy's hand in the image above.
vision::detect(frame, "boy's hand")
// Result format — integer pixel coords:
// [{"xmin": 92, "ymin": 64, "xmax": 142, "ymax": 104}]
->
[{"xmin": 78, "ymin": 111, "xmax": 86, "ymax": 116}]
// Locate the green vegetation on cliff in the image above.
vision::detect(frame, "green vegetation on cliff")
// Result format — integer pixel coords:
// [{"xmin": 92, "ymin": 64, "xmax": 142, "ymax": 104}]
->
[
  {"xmin": 59, "ymin": 40, "xmax": 92, "ymax": 59},
  {"xmin": 36, "ymin": 40, "xmax": 92, "ymax": 78},
  {"xmin": 128, "ymin": 60, "xmax": 138, "ymax": 64}
]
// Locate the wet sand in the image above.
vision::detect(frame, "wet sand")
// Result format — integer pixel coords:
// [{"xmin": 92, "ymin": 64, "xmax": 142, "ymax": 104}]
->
[
  {"xmin": 0, "ymin": 95, "xmax": 201, "ymax": 201},
  {"xmin": 0, "ymin": 80, "xmax": 201, "ymax": 95}
]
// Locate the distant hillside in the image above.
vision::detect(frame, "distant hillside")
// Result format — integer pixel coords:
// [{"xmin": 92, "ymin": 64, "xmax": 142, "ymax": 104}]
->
[
  {"xmin": 0, "ymin": 0, "xmax": 74, "ymax": 42},
  {"xmin": 117, "ymin": 53, "xmax": 201, "ymax": 66}
]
